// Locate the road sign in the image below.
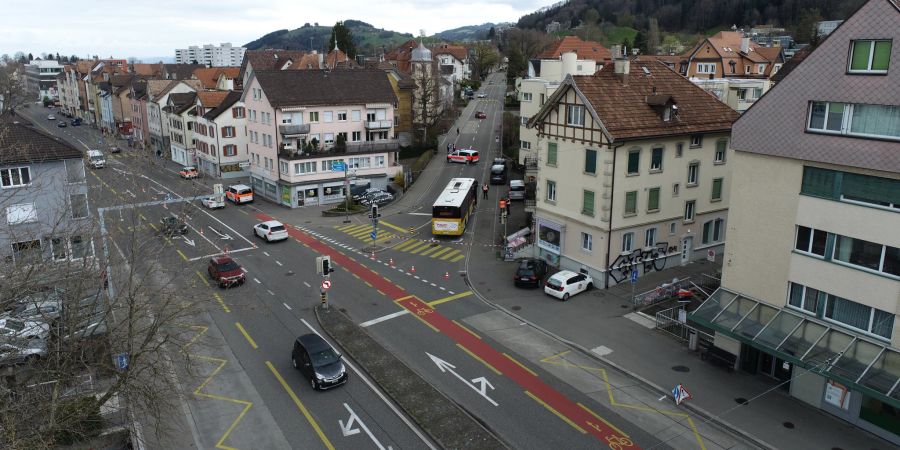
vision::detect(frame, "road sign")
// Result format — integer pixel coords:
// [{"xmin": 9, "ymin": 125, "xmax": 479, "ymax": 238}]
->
[
  {"xmin": 321, "ymin": 279, "xmax": 332, "ymax": 290},
  {"xmin": 238, "ymin": 162, "xmax": 251, "ymax": 168},
  {"xmin": 370, "ymin": 231, "xmax": 377, "ymax": 240},
  {"xmin": 630, "ymin": 269, "xmax": 639, "ymax": 284},
  {"xmin": 116, "ymin": 353, "xmax": 129, "ymax": 371},
  {"xmin": 706, "ymin": 249, "xmax": 716, "ymax": 262},
  {"xmin": 332, "ymin": 162, "xmax": 346, "ymax": 172},
  {"xmin": 672, "ymin": 384, "xmax": 692, "ymax": 405}
]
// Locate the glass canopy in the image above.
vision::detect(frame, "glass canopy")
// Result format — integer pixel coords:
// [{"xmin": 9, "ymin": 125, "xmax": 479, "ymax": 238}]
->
[{"xmin": 690, "ymin": 288, "xmax": 900, "ymax": 407}]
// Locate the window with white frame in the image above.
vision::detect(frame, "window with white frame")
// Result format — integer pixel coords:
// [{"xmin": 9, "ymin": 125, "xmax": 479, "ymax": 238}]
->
[
  {"xmin": 324, "ymin": 133, "xmax": 335, "ymax": 145},
  {"xmin": 11, "ymin": 239, "xmax": 41, "ymax": 264},
  {"xmin": 65, "ymin": 159, "xmax": 85, "ymax": 183},
  {"xmin": 581, "ymin": 232, "xmax": 593, "ymax": 251},
  {"xmin": 687, "ymin": 162, "xmax": 699, "ymax": 186},
  {"xmin": 1, "ymin": 166, "xmax": 31, "ymax": 188},
  {"xmin": 788, "ymin": 282, "xmax": 820, "ymax": 315},
  {"xmin": 757, "ymin": 64, "xmax": 765, "ymax": 74},
  {"xmin": 309, "ymin": 111, "xmax": 319, "ymax": 122},
  {"xmin": 280, "ymin": 161, "xmax": 288, "ymax": 173},
  {"xmin": 696, "ymin": 63, "xmax": 716, "ymax": 74},
  {"xmin": 223, "ymin": 145, "xmax": 237, "ymax": 156},
  {"xmin": 6, "ymin": 203, "xmax": 37, "ymax": 225},
  {"xmin": 323, "ymin": 111, "xmax": 333, "ymax": 122},
  {"xmin": 690, "ymin": 135, "xmax": 702, "ymax": 147},
  {"xmin": 337, "ymin": 111, "xmax": 347, "ymax": 121},
  {"xmin": 294, "ymin": 161, "xmax": 316, "ymax": 174},
  {"xmin": 70, "ymin": 235, "xmax": 92, "ymax": 260},
  {"xmin": 645, "ymin": 228, "xmax": 657, "ymax": 247},
  {"xmin": 351, "ymin": 131, "xmax": 361, "ymax": 142},
  {"xmin": 520, "ymin": 140, "xmax": 532, "ymax": 150},
  {"xmin": 684, "ymin": 200, "xmax": 695, "ymax": 222},
  {"xmin": 70, "ymin": 193, "xmax": 88, "ymax": 219},
  {"xmin": 522, "ymin": 92, "xmax": 533, "ymax": 102},
  {"xmin": 546, "ymin": 180, "xmax": 556, "ymax": 202},
  {"xmin": 374, "ymin": 156, "xmax": 385, "ymax": 167},
  {"xmin": 807, "ymin": 101, "xmax": 899, "ymax": 140},
  {"xmin": 669, "ymin": 222, "xmax": 676, "ymax": 235},
  {"xmin": 650, "ymin": 147, "xmax": 663, "ymax": 171},
  {"xmin": 351, "ymin": 110, "xmax": 361, "ymax": 122},
  {"xmin": 795, "ymin": 225, "xmax": 827, "ymax": 256},
  {"xmin": 715, "ymin": 139, "xmax": 727, "ymax": 163},
  {"xmin": 622, "ymin": 232, "xmax": 634, "ymax": 252},
  {"xmin": 848, "ymin": 40, "xmax": 892, "ymax": 73},
  {"xmin": 567, "ymin": 105, "xmax": 585, "ymax": 126},
  {"xmin": 701, "ymin": 218, "xmax": 724, "ymax": 244},
  {"xmin": 51, "ymin": 237, "xmax": 67, "ymax": 261},
  {"xmin": 824, "ymin": 292, "xmax": 894, "ymax": 339}
]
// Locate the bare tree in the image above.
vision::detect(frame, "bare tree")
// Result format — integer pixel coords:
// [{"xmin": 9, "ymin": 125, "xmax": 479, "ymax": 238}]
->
[
  {"xmin": 470, "ymin": 43, "xmax": 499, "ymax": 82},
  {"xmin": 0, "ymin": 142, "xmax": 214, "ymax": 448},
  {"xmin": 410, "ymin": 60, "xmax": 443, "ymax": 146},
  {"xmin": 0, "ymin": 62, "xmax": 26, "ymax": 114}
]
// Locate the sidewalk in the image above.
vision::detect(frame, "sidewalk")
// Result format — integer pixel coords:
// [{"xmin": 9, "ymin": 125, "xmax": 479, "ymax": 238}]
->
[{"xmin": 464, "ymin": 245, "xmax": 891, "ymax": 449}]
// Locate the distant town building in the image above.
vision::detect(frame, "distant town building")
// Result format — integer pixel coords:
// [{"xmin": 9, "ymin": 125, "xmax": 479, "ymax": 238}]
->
[
  {"xmin": 545, "ymin": 21, "xmax": 561, "ymax": 34},
  {"xmin": 24, "ymin": 60, "xmax": 64, "ymax": 101},
  {"xmin": 816, "ymin": 20, "xmax": 844, "ymax": 37},
  {"xmin": 175, "ymin": 43, "xmax": 246, "ymax": 67}
]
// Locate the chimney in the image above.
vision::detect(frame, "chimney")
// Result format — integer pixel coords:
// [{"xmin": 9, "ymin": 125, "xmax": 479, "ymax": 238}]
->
[
  {"xmin": 740, "ymin": 37, "xmax": 750, "ymax": 54},
  {"xmin": 613, "ymin": 50, "xmax": 630, "ymax": 85}
]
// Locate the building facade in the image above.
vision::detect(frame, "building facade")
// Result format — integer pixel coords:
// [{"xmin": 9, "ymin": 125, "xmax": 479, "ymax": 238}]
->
[
  {"xmin": 163, "ymin": 92, "xmax": 197, "ymax": 166},
  {"xmin": 243, "ymin": 69, "xmax": 401, "ymax": 207},
  {"xmin": 691, "ymin": 0, "xmax": 900, "ymax": 444},
  {"xmin": 24, "ymin": 60, "xmax": 64, "ymax": 102},
  {"xmin": 193, "ymin": 91, "xmax": 250, "ymax": 179},
  {"xmin": 176, "ymin": 43, "xmax": 246, "ymax": 67},
  {"xmin": 0, "ymin": 116, "xmax": 93, "ymax": 265},
  {"xmin": 528, "ymin": 56, "xmax": 739, "ymax": 288}
]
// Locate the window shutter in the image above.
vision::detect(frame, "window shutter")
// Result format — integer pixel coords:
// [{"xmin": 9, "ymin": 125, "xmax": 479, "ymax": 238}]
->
[
  {"xmin": 625, "ymin": 191, "xmax": 637, "ymax": 214},
  {"xmin": 648, "ymin": 188, "xmax": 659, "ymax": 210},
  {"xmin": 712, "ymin": 178, "xmax": 723, "ymax": 200}
]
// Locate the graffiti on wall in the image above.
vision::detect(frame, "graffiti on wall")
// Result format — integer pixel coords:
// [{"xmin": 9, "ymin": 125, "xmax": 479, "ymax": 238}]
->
[{"xmin": 609, "ymin": 242, "xmax": 678, "ymax": 283}]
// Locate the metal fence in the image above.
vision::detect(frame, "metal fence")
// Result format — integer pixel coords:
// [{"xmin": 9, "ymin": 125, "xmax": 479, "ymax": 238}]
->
[
  {"xmin": 655, "ymin": 305, "xmax": 717, "ymax": 350},
  {"xmin": 632, "ymin": 277, "xmax": 692, "ymax": 308}
]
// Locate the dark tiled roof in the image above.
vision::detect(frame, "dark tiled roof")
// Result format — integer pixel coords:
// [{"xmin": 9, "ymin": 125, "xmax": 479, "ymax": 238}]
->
[
  {"xmin": 770, "ymin": 46, "xmax": 813, "ymax": 83},
  {"xmin": 565, "ymin": 60, "xmax": 739, "ymax": 141},
  {"xmin": 165, "ymin": 92, "xmax": 197, "ymax": 114},
  {"xmin": 0, "ymin": 114, "xmax": 83, "ymax": 165},
  {"xmin": 254, "ymin": 69, "xmax": 396, "ymax": 107},
  {"xmin": 164, "ymin": 64, "xmax": 204, "ymax": 80},
  {"xmin": 203, "ymin": 90, "xmax": 243, "ymax": 120}
]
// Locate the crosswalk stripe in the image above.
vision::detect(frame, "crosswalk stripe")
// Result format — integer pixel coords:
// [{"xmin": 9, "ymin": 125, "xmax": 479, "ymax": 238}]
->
[
  {"xmin": 419, "ymin": 245, "xmax": 443, "ymax": 256},
  {"xmin": 439, "ymin": 249, "xmax": 461, "ymax": 260},
  {"xmin": 409, "ymin": 242, "xmax": 436, "ymax": 254},
  {"xmin": 449, "ymin": 254, "xmax": 466, "ymax": 262},
  {"xmin": 344, "ymin": 224, "xmax": 369, "ymax": 234},
  {"xmin": 429, "ymin": 247, "xmax": 453, "ymax": 258},
  {"xmin": 404, "ymin": 241, "xmax": 431, "ymax": 254},
  {"xmin": 336, "ymin": 224, "xmax": 359, "ymax": 231},
  {"xmin": 349, "ymin": 228, "xmax": 374, "ymax": 238},
  {"xmin": 395, "ymin": 239, "xmax": 422, "ymax": 251}
]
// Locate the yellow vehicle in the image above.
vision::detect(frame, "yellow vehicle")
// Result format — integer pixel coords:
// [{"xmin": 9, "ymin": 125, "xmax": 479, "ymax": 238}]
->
[{"xmin": 432, "ymin": 178, "xmax": 478, "ymax": 236}]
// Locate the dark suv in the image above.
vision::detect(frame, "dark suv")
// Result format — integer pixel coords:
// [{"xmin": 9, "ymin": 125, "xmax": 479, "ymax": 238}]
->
[
  {"xmin": 207, "ymin": 255, "xmax": 245, "ymax": 288},
  {"xmin": 292, "ymin": 334, "xmax": 348, "ymax": 390},
  {"xmin": 514, "ymin": 258, "xmax": 548, "ymax": 288}
]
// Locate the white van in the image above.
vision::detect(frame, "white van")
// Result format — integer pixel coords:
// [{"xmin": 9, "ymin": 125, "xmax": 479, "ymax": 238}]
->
[{"xmin": 86, "ymin": 149, "xmax": 106, "ymax": 169}]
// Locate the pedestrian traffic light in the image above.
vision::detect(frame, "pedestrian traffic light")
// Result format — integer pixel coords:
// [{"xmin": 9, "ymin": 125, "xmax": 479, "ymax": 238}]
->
[
  {"xmin": 371, "ymin": 204, "xmax": 379, "ymax": 219},
  {"xmin": 317, "ymin": 255, "xmax": 334, "ymax": 275}
]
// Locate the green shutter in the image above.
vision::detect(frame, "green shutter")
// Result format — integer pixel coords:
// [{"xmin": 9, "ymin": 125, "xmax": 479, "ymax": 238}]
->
[
  {"xmin": 712, "ymin": 178, "xmax": 723, "ymax": 200},
  {"xmin": 583, "ymin": 190, "xmax": 595, "ymax": 215},
  {"xmin": 850, "ymin": 41, "xmax": 871, "ymax": 70},
  {"xmin": 648, "ymin": 188, "xmax": 659, "ymax": 211},
  {"xmin": 625, "ymin": 191, "xmax": 637, "ymax": 214},
  {"xmin": 547, "ymin": 142, "xmax": 557, "ymax": 165},
  {"xmin": 843, "ymin": 172, "xmax": 900, "ymax": 206},
  {"xmin": 801, "ymin": 166, "xmax": 837, "ymax": 198},
  {"xmin": 872, "ymin": 41, "xmax": 892, "ymax": 71},
  {"xmin": 585, "ymin": 149, "xmax": 597, "ymax": 173}
]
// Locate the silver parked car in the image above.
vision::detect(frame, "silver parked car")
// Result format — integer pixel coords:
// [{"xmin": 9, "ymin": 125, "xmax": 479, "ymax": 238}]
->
[{"xmin": 0, "ymin": 337, "xmax": 46, "ymax": 366}]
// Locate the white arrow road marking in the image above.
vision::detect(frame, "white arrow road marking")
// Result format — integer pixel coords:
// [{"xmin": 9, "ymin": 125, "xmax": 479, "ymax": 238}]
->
[
  {"xmin": 426, "ymin": 353, "xmax": 498, "ymax": 406},
  {"xmin": 112, "ymin": 167, "xmax": 132, "ymax": 176},
  {"xmin": 339, "ymin": 403, "xmax": 392, "ymax": 449},
  {"xmin": 206, "ymin": 225, "xmax": 233, "ymax": 240},
  {"xmin": 124, "ymin": 189, "xmax": 136, "ymax": 198},
  {"xmin": 176, "ymin": 236, "xmax": 196, "ymax": 247}
]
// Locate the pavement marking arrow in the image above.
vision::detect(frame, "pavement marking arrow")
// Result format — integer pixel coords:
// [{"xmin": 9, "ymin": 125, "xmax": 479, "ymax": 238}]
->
[
  {"xmin": 207, "ymin": 225, "xmax": 233, "ymax": 240},
  {"xmin": 427, "ymin": 353, "xmax": 498, "ymax": 406},
  {"xmin": 179, "ymin": 236, "xmax": 196, "ymax": 247},
  {"xmin": 339, "ymin": 403, "xmax": 392, "ymax": 449}
]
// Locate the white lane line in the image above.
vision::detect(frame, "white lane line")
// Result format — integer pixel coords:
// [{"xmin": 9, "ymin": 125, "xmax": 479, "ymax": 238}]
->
[
  {"xmin": 303, "ymin": 281, "xmax": 311, "ymax": 288},
  {"xmin": 275, "ymin": 260, "xmax": 283, "ymax": 266},
  {"xmin": 413, "ymin": 275, "xmax": 420, "ymax": 280},
  {"xmin": 253, "ymin": 278, "xmax": 261, "ymax": 284},
  {"xmin": 360, "ymin": 310, "xmax": 409, "ymax": 327},
  {"xmin": 263, "ymin": 251, "xmax": 270, "ymax": 256},
  {"xmin": 267, "ymin": 290, "xmax": 275, "ymax": 296},
  {"xmin": 439, "ymin": 287, "xmax": 446, "ymax": 291},
  {"xmin": 430, "ymin": 283, "xmax": 437, "ymax": 287},
  {"xmin": 283, "ymin": 302, "xmax": 292, "ymax": 310},
  {"xmin": 421, "ymin": 279, "xmax": 429, "ymax": 283},
  {"xmin": 449, "ymin": 291, "xmax": 455, "ymax": 295}
]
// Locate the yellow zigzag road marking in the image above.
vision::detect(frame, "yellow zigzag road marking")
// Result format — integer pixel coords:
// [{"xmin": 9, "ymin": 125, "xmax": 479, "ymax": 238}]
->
[
  {"xmin": 540, "ymin": 351, "xmax": 706, "ymax": 450},
  {"xmin": 183, "ymin": 325, "xmax": 253, "ymax": 450}
]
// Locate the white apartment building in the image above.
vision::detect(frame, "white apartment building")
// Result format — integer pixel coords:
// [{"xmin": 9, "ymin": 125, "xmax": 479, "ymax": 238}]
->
[
  {"xmin": 175, "ymin": 43, "xmax": 246, "ymax": 67},
  {"xmin": 162, "ymin": 92, "xmax": 197, "ymax": 166},
  {"xmin": 146, "ymin": 80, "xmax": 201, "ymax": 158},
  {"xmin": 24, "ymin": 60, "xmax": 64, "ymax": 101},
  {"xmin": 193, "ymin": 91, "xmax": 250, "ymax": 179}
]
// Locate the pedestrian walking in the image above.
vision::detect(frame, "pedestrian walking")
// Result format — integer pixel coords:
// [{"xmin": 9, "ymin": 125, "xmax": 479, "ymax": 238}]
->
[
  {"xmin": 482, "ymin": 183, "xmax": 489, "ymax": 199},
  {"xmin": 456, "ymin": 127, "xmax": 460, "ymax": 135}
]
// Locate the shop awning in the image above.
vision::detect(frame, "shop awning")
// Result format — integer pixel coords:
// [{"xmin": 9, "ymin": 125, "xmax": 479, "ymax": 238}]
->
[{"xmin": 690, "ymin": 288, "xmax": 900, "ymax": 408}]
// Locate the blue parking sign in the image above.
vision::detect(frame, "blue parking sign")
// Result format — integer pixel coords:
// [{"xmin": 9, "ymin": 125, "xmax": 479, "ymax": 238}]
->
[
  {"xmin": 630, "ymin": 269, "xmax": 639, "ymax": 284},
  {"xmin": 116, "ymin": 353, "xmax": 129, "ymax": 371}
]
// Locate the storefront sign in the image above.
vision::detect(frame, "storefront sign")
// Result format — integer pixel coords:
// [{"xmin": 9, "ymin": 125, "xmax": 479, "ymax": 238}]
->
[
  {"xmin": 537, "ymin": 218, "xmax": 563, "ymax": 254},
  {"xmin": 824, "ymin": 380, "xmax": 850, "ymax": 410}
]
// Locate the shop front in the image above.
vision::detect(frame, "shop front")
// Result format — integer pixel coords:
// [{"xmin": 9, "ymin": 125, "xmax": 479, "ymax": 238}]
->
[
  {"xmin": 690, "ymin": 289, "xmax": 900, "ymax": 445},
  {"xmin": 536, "ymin": 217, "xmax": 564, "ymax": 267}
]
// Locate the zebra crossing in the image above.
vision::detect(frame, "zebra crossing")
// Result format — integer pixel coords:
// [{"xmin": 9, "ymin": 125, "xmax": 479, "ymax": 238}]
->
[{"xmin": 334, "ymin": 223, "xmax": 466, "ymax": 262}]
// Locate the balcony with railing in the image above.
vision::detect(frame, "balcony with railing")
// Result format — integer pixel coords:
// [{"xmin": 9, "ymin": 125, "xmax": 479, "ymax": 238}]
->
[
  {"xmin": 279, "ymin": 139, "xmax": 401, "ymax": 161},
  {"xmin": 364, "ymin": 120, "xmax": 392, "ymax": 130},
  {"xmin": 279, "ymin": 123, "xmax": 311, "ymax": 137}
]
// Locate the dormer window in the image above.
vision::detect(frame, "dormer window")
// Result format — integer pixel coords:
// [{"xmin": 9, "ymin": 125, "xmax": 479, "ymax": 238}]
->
[{"xmin": 848, "ymin": 40, "xmax": 891, "ymax": 73}]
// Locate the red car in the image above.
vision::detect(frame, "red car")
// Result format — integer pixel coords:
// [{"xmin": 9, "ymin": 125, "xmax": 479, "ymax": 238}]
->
[
  {"xmin": 475, "ymin": 111, "xmax": 487, "ymax": 119},
  {"xmin": 207, "ymin": 255, "xmax": 245, "ymax": 288}
]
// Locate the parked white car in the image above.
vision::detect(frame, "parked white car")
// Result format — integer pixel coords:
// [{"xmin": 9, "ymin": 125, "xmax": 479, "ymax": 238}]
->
[
  {"xmin": 0, "ymin": 318, "xmax": 51, "ymax": 340},
  {"xmin": 253, "ymin": 220, "xmax": 288, "ymax": 242},
  {"xmin": 544, "ymin": 270, "xmax": 593, "ymax": 301},
  {"xmin": 201, "ymin": 195, "xmax": 225, "ymax": 209}
]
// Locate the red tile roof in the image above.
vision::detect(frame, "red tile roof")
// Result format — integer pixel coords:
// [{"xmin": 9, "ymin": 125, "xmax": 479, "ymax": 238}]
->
[
  {"xmin": 193, "ymin": 67, "xmax": 240, "ymax": 89},
  {"xmin": 197, "ymin": 91, "xmax": 230, "ymax": 108},
  {"xmin": 544, "ymin": 60, "xmax": 739, "ymax": 141},
  {"xmin": 538, "ymin": 36, "xmax": 611, "ymax": 62},
  {"xmin": 432, "ymin": 44, "xmax": 468, "ymax": 62}
]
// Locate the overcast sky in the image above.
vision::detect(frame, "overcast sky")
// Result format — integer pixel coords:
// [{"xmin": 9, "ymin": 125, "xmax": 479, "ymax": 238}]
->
[{"xmin": 1, "ymin": 0, "xmax": 554, "ymax": 59}]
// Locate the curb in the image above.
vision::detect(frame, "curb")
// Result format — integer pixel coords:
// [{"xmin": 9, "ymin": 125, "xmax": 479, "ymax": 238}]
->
[{"xmin": 462, "ymin": 273, "xmax": 777, "ymax": 450}]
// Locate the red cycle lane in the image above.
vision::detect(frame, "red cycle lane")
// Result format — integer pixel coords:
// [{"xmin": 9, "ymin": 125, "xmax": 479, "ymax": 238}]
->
[{"xmin": 263, "ymin": 213, "xmax": 638, "ymax": 449}]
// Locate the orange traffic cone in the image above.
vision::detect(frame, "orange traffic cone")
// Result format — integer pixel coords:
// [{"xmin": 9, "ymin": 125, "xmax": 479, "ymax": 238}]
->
[
  {"xmin": 411, "ymin": 265, "xmax": 416, "ymax": 273},
  {"xmin": 370, "ymin": 251, "xmax": 375, "ymax": 260},
  {"xmin": 444, "ymin": 271, "xmax": 449, "ymax": 280},
  {"xmin": 389, "ymin": 258, "xmax": 394, "ymax": 267}
]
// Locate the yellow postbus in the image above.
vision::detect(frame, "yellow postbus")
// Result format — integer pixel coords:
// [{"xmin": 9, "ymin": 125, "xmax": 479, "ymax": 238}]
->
[{"xmin": 432, "ymin": 178, "xmax": 478, "ymax": 236}]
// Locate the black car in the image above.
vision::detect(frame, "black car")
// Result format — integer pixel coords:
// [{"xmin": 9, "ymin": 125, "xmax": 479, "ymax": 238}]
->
[
  {"xmin": 292, "ymin": 334, "xmax": 348, "ymax": 390},
  {"xmin": 514, "ymin": 258, "xmax": 548, "ymax": 288},
  {"xmin": 158, "ymin": 216, "xmax": 189, "ymax": 236},
  {"xmin": 490, "ymin": 164, "xmax": 507, "ymax": 184}
]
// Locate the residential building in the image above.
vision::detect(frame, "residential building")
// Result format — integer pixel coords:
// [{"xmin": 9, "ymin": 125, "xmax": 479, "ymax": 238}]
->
[
  {"xmin": 192, "ymin": 67, "xmax": 240, "ymax": 91},
  {"xmin": 433, "ymin": 44, "xmax": 471, "ymax": 83},
  {"xmin": 193, "ymin": 91, "xmax": 249, "ymax": 178},
  {"xmin": 57, "ymin": 66, "xmax": 78, "ymax": 116},
  {"xmin": 517, "ymin": 51, "xmax": 598, "ymax": 172},
  {"xmin": 0, "ymin": 114, "xmax": 93, "ymax": 265},
  {"xmin": 691, "ymin": 77, "xmax": 770, "ymax": 113},
  {"xmin": 409, "ymin": 42, "xmax": 449, "ymax": 130},
  {"xmin": 175, "ymin": 43, "xmax": 246, "ymax": 67},
  {"xmin": 239, "ymin": 50, "xmax": 323, "ymax": 91},
  {"xmin": 24, "ymin": 60, "xmax": 64, "ymax": 102},
  {"xmin": 536, "ymin": 35, "xmax": 611, "ymax": 63},
  {"xmin": 146, "ymin": 80, "xmax": 202, "ymax": 158},
  {"xmin": 162, "ymin": 92, "xmax": 198, "ymax": 166},
  {"xmin": 527, "ymin": 54, "xmax": 739, "ymax": 288},
  {"xmin": 691, "ymin": 0, "xmax": 900, "ymax": 445},
  {"xmin": 128, "ymin": 81, "xmax": 150, "ymax": 148},
  {"xmin": 242, "ymin": 69, "xmax": 401, "ymax": 207},
  {"xmin": 817, "ymin": 20, "xmax": 845, "ymax": 37}
]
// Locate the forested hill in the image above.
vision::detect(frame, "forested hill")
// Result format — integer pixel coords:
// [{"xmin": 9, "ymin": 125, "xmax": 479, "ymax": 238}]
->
[{"xmin": 517, "ymin": 0, "xmax": 867, "ymax": 35}]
